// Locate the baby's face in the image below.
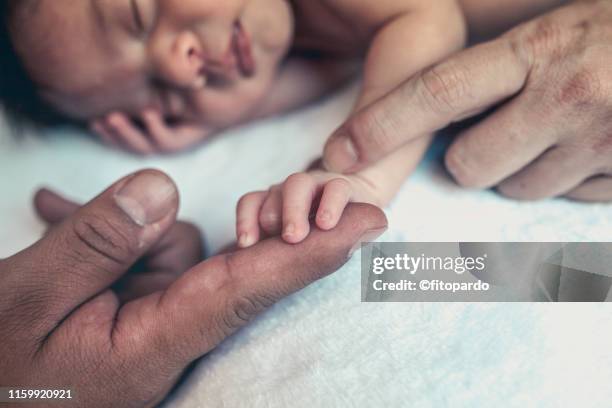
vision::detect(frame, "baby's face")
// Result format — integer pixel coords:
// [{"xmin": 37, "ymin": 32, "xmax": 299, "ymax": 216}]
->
[{"xmin": 14, "ymin": 0, "xmax": 293, "ymax": 130}]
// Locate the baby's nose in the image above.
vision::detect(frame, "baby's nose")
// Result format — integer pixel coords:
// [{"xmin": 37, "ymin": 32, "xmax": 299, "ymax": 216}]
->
[{"xmin": 155, "ymin": 31, "xmax": 207, "ymax": 90}]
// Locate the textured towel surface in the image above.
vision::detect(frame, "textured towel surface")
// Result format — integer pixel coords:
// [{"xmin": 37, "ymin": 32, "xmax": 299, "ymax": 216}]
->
[{"xmin": 2, "ymin": 86, "xmax": 612, "ymax": 407}]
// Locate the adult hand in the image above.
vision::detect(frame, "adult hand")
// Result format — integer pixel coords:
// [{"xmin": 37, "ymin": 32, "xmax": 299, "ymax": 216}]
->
[
  {"xmin": 0, "ymin": 170, "xmax": 387, "ymax": 407},
  {"xmin": 324, "ymin": 0, "xmax": 612, "ymax": 201},
  {"xmin": 33, "ymin": 186, "xmax": 205, "ymax": 302}
]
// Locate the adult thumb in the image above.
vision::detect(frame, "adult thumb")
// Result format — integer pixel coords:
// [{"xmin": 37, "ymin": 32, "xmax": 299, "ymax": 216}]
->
[{"xmin": 4, "ymin": 169, "xmax": 179, "ymax": 333}]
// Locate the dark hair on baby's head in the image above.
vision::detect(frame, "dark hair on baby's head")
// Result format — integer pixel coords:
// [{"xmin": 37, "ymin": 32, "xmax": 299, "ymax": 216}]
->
[{"xmin": 1, "ymin": 0, "xmax": 64, "ymax": 127}]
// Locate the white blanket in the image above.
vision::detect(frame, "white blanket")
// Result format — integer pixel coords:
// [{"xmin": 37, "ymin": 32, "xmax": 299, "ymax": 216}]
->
[{"xmin": 2, "ymin": 86, "xmax": 612, "ymax": 407}]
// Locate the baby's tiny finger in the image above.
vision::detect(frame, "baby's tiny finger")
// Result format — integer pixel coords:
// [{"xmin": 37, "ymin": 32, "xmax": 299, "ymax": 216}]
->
[
  {"xmin": 106, "ymin": 112, "xmax": 154, "ymax": 155},
  {"xmin": 316, "ymin": 178, "xmax": 352, "ymax": 230},
  {"xmin": 259, "ymin": 186, "xmax": 283, "ymax": 235},
  {"xmin": 142, "ymin": 110, "xmax": 176, "ymax": 152},
  {"xmin": 236, "ymin": 191, "xmax": 268, "ymax": 248},
  {"xmin": 282, "ymin": 173, "xmax": 318, "ymax": 244},
  {"xmin": 91, "ymin": 120, "xmax": 121, "ymax": 149}
]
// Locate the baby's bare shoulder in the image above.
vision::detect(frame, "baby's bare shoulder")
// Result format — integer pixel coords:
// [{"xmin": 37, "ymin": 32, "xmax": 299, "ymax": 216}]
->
[
  {"xmin": 318, "ymin": 0, "xmax": 416, "ymax": 25},
  {"xmin": 292, "ymin": 0, "xmax": 458, "ymax": 54},
  {"xmin": 291, "ymin": 0, "xmax": 417, "ymax": 48},
  {"xmin": 328, "ymin": 0, "xmax": 462, "ymax": 18},
  {"xmin": 299, "ymin": 0, "xmax": 457, "ymax": 33}
]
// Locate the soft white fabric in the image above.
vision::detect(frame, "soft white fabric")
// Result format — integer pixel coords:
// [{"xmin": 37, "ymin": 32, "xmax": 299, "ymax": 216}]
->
[{"xmin": 2, "ymin": 86, "xmax": 612, "ymax": 407}]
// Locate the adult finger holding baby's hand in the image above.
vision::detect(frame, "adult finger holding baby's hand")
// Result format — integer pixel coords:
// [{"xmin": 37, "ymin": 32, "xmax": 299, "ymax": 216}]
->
[
  {"xmin": 0, "ymin": 169, "xmax": 386, "ymax": 407},
  {"xmin": 324, "ymin": 0, "xmax": 612, "ymax": 202}
]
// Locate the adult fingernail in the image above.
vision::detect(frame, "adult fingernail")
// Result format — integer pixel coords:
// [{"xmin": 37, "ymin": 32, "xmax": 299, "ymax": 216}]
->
[
  {"xmin": 114, "ymin": 171, "xmax": 178, "ymax": 226},
  {"xmin": 348, "ymin": 227, "xmax": 387, "ymax": 258},
  {"xmin": 324, "ymin": 132, "xmax": 358, "ymax": 173}
]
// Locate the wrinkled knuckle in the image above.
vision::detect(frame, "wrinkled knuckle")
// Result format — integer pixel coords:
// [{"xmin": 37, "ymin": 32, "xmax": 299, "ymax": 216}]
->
[
  {"xmin": 521, "ymin": 18, "xmax": 568, "ymax": 61},
  {"xmin": 557, "ymin": 69, "xmax": 605, "ymax": 110},
  {"xmin": 346, "ymin": 110, "xmax": 395, "ymax": 153},
  {"xmin": 219, "ymin": 294, "xmax": 273, "ymax": 335},
  {"xmin": 507, "ymin": 34, "xmax": 528, "ymax": 65},
  {"xmin": 211, "ymin": 256, "xmax": 275, "ymax": 337},
  {"xmin": 419, "ymin": 63, "xmax": 469, "ymax": 115},
  {"xmin": 344, "ymin": 113, "xmax": 370, "ymax": 145},
  {"xmin": 530, "ymin": 19, "xmax": 563, "ymax": 51},
  {"xmin": 71, "ymin": 213, "xmax": 136, "ymax": 264}
]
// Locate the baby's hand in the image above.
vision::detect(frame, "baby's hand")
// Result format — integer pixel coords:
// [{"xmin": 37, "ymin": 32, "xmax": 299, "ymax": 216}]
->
[
  {"xmin": 90, "ymin": 110, "xmax": 214, "ymax": 155},
  {"xmin": 236, "ymin": 170, "xmax": 380, "ymax": 248}
]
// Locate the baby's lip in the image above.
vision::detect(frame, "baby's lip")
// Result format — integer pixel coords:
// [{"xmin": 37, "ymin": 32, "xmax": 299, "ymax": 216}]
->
[
  {"xmin": 232, "ymin": 21, "xmax": 256, "ymax": 78},
  {"xmin": 201, "ymin": 21, "xmax": 254, "ymax": 79}
]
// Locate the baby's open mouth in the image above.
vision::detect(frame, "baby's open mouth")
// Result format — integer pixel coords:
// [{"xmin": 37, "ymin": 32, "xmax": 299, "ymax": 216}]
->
[{"xmin": 232, "ymin": 21, "xmax": 255, "ymax": 78}]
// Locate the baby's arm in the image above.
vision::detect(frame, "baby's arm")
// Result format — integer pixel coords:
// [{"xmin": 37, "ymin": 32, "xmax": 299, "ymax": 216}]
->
[
  {"xmin": 340, "ymin": 0, "xmax": 466, "ymax": 207},
  {"xmin": 236, "ymin": 1, "xmax": 467, "ymax": 246}
]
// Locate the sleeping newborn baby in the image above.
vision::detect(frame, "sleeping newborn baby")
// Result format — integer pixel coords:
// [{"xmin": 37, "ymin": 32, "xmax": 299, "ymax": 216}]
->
[
  {"xmin": 2, "ymin": 0, "xmax": 465, "ymax": 152},
  {"xmin": 2, "ymin": 0, "xmax": 466, "ymax": 244},
  {"xmin": 0, "ymin": 0, "xmax": 559, "ymax": 248}
]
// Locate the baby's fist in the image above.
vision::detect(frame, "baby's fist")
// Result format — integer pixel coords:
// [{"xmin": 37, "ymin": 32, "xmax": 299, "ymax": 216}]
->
[{"xmin": 236, "ymin": 171, "xmax": 377, "ymax": 248}]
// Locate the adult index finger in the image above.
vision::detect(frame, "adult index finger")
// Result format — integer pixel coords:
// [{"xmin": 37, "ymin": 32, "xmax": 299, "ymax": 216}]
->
[
  {"xmin": 123, "ymin": 203, "xmax": 388, "ymax": 368},
  {"xmin": 323, "ymin": 39, "xmax": 530, "ymax": 173}
]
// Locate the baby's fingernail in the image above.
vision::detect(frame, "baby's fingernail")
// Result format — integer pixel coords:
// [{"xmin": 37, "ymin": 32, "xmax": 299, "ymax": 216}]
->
[
  {"xmin": 283, "ymin": 223, "xmax": 296, "ymax": 238},
  {"xmin": 324, "ymin": 132, "xmax": 358, "ymax": 172},
  {"xmin": 317, "ymin": 211, "xmax": 333, "ymax": 227},
  {"xmin": 319, "ymin": 210, "xmax": 331, "ymax": 221},
  {"xmin": 238, "ymin": 233, "xmax": 253, "ymax": 248}
]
